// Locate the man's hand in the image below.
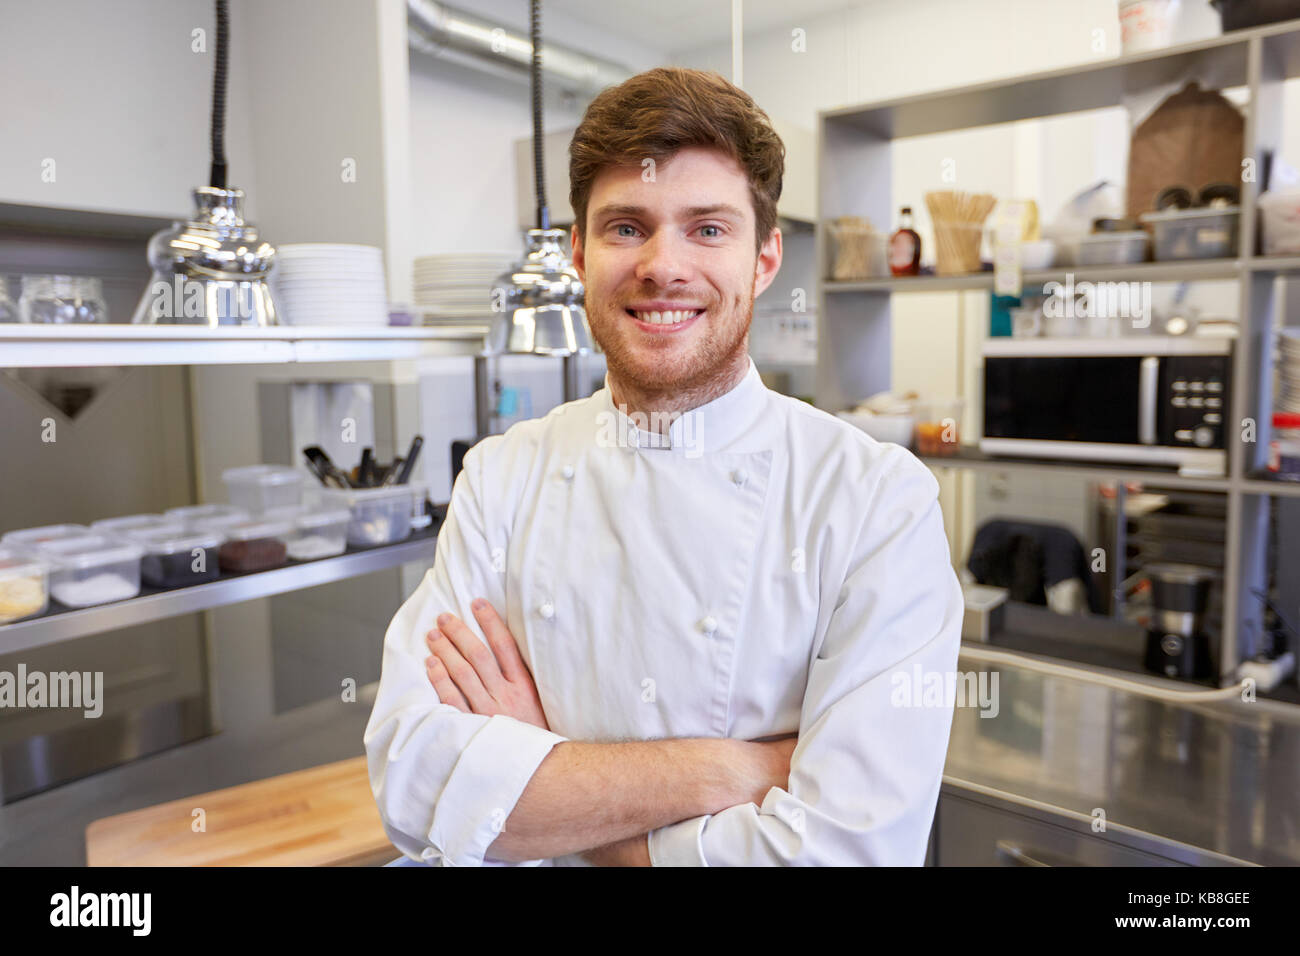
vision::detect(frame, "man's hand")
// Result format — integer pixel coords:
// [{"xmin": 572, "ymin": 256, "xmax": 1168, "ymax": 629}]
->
[
  {"xmin": 582, "ymin": 834, "xmax": 652, "ymax": 867},
  {"xmin": 425, "ymin": 598, "xmax": 550, "ymax": 731}
]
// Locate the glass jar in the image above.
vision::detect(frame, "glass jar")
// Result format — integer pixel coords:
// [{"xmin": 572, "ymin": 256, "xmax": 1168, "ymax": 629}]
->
[
  {"xmin": 0, "ymin": 278, "xmax": 17, "ymax": 323},
  {"xmin": 19, "ymin": 275, "xmax": 109, "ymax": 324}
]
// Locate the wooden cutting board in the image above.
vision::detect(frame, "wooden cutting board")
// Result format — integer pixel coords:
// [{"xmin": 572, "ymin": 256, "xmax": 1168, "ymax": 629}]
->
[{"xmin": 85, "ymin": 756, "xmax": 397, "ymax": 867}]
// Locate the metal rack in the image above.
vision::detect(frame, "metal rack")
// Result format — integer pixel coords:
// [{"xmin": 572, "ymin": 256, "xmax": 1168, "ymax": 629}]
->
[
  {"xmin": 0, "ymin": 530, "xmax": 438, "ymax": 654},
  {"xmin": 817, "ymin": 18, "xmax": 1300, "ymax": 685}
]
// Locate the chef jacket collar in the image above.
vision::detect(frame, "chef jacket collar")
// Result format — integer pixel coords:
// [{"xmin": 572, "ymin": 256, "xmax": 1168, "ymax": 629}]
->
[{"xmin": 598, "ymin": 356, "xmax": 767, "ymax": 456}]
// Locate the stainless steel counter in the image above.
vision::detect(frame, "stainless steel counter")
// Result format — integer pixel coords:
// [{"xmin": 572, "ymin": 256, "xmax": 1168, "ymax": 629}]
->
[{"xmin": 944, "ymin": 651, "xmax": 1300, "ymax": 866}]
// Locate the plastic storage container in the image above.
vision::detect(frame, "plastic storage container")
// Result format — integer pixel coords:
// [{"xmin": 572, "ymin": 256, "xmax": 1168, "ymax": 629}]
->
[
  {"xmin": 216, "ymin": 519, "xmax": 291, "ymax": 572},
  {"xmin": 408, "ymin": 482, "xmax": 432, "ymax": 532},
  {"xmin": 0, "ymin": 548, "xmax": 49, "ymax": 623},
  {"xmin": 164, "ymin": 503, "xmax": 249, "ymax": 529},
  {"xmin": 134, "ymin": 528, "xmax": 223, "ymax": 588},
  {"xmin": 2, "ymin": 523, "xmax": 90, "ymax": 549},
  {"xmin": 222, "ymin": 465, "xmax": 303, "ymax": 512},
  {"xmin": 1268, "ymin": 412, "xmax": 1300, "ymax": 480},
  {"xmin": 1077, "ymin": 231, "xmax": 1150, "ymax": 265},
  {"xmin": 320, "ymin": 486, "xmax": 413, "ymax": 547},
  {"xmin": 1141, "ymin": 207, "xmax": 1240, "ymax": 260},
  {"xmin": 268, "ymin": 506, "xmax": 352, "ymax": 560},
  {"xmin": 35, "ymin": 535, "xmax": 143, "ymax": 607},
  {"xmin": 1258, "ymin": 187, "xmax": 1300, "ymax": 255},
  {"xmin": 90, "ymin": 514, "xmax": 184, "ymax": 540},
  {"xmin": 913, "ymin": 399, "xmax": 965, "ymax": 456}
]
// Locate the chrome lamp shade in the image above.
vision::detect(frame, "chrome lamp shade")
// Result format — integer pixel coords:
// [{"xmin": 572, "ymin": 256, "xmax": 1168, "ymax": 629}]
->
[
  {"xmin": 132, "ymin": 186, "xmax": 278, "ymax": 327},
  {"xmin": 487, "ymin": 228, "xmax": 591, "ymax": 356}
]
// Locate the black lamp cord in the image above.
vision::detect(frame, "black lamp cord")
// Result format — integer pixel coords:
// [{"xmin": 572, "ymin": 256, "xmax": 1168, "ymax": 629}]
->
[
  {"xmin": 531, "ymin": 0, "xmax": 549, "ymax": 230},
  {"xmin": 209, "ymin": 0, "xmax": 230, "ymax": 190}
]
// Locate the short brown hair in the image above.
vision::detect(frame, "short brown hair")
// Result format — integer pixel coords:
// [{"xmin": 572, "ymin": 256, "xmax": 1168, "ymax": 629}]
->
[{"xmin": 569, "ymin": 67, "xmax": 784, "ymax": 255}]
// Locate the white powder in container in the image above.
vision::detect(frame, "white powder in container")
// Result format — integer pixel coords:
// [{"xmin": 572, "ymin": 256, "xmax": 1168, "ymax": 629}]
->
[{"xmin": 51, "ymin": 572, "xmax": 138, "ymax": 607}]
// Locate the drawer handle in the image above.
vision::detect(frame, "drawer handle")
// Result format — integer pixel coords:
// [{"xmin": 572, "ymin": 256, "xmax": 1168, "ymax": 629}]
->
[{"xmin": 995, "ymin": 840, "xmax": 1088, "ymax": 867}]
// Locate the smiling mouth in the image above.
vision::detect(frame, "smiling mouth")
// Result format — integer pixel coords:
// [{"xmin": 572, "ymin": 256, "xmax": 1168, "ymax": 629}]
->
[{"xmin": 625, "ymin": 307, "xmax": 705, "ymax": 330}]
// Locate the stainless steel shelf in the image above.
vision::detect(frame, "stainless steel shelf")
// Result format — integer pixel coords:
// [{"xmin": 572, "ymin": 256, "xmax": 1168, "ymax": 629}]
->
[
  {"xmin": 1240, "ymin": 476, "xmax": 1300, "ymax": 497},
  {"xmin": 0, "ymin": 324, "xmax": 490, "ymax": 368},
  {"xmin": 918, "ymin": 449, "xmax": 1232, "ymax": 491},
  {"xmin": 0, "ymin": 532, "xmax": 438, "ymax": 653},
  {"xmin": 822, "ymin": 18, "xmax": 1300, "ymax": 138},
  {"xmin": 825, "ymin": 258, "xmax": 1244, "ymax": 294}
]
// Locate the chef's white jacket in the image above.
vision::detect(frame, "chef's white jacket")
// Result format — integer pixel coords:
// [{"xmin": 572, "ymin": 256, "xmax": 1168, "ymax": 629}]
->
[{"xmin": 364, "ymin": 358, "xmax": 964, "ymax": 866}]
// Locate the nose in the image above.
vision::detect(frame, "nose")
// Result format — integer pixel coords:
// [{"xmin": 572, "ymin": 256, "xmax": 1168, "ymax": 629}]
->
[{"xmin": 634, "ymin": 229, "xmax": 693, "ymax": 288}]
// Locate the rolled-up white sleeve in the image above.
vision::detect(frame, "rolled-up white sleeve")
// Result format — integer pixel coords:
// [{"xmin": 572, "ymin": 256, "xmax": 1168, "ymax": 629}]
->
[
  {"xmin": 364, "ymin": 441, "xmax": 567, "ymax": 867},
  {"xmin": 648, "ymin": 451, "xmax": 963, "ymax": 866}
]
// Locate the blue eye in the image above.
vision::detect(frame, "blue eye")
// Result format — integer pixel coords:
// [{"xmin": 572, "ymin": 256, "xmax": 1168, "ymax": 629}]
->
[
  {"xmin": 699, "ymin": 225, "xmax": 721, "ymax": 238},
  {"xmin": 615, "ymin": 224, "xmax": 638, "ymax": 238}
]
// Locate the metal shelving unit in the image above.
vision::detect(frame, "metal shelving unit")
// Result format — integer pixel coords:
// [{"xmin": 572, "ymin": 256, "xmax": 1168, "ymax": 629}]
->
[
  {"xmin": 0, "ymin": 530, "xmax": 438, "ymax": 654},
  {"xmin": 817, "ymin": 18, "xmax": 1300, "ymax": 685},
  {"xmin": 0, "ymin": 323, "xmax": 489, "ymax": 368}
]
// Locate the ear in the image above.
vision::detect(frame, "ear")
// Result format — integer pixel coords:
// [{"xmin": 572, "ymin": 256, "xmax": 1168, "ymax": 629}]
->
[
  {"xmin": 571, "ymin": 223, "xmax": 585, "ymax": 282},
  {"xmin": 752, "ymin": 226, "xmax": 783, "ymax": 298}
]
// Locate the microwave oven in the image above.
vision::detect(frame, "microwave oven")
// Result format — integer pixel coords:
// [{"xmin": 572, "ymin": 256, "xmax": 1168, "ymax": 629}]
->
[{"xmin": 980, "ymin": 336, "xmax": 1232, "ymax": 476}]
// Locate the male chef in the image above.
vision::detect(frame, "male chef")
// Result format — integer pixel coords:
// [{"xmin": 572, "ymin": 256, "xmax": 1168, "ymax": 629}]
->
[{"xmin": 364, "ymin": 67, "xmax": 964, "ymax": 866}]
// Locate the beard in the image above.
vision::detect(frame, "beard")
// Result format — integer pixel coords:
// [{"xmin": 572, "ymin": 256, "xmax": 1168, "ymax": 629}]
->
[{"xmin": 585, "ymin": 277, "xmax": 754, "ymax": 400}]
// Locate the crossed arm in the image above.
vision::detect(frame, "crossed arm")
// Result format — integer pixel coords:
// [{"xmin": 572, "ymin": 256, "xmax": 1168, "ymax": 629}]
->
[{"xmin": 423, "ymin": 600, "xmax": 796, "ymax": 865}]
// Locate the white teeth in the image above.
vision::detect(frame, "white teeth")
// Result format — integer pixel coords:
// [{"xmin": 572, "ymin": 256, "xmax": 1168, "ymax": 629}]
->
[{"xmin": 633, "ymin": 309, "xmax": 698, "ymax": 324}]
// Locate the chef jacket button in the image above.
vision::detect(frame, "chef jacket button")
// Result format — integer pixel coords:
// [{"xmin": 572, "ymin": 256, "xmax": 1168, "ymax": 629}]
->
[
  {"xmin": 538, "ymin": 601, "xmax": 555, "ymax": 620},
  {"xmin": 562, "ymin": 464, "xmax": 575, "ymax": 481},
  {"xmin": 420, "ymin": 847, "xmax": 437, "ymax": 862},
  {"xmin": 732, "ymin": 468, "xmax": 748, "ymax": 486},
  {"xmin": 698, "ymin": 615, "xmax": 718, "ymax": 636}
]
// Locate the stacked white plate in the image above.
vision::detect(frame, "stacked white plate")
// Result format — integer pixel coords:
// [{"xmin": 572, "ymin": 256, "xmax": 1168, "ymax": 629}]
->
[
  {"xmin": 1279, "ymin": 329, "xmax": 1300, "ymax": 414},
  {"xmin": 272, "ymin": 244, "xmax": 389, "ymax": 327},
  {"xmin": 413, "ymin": 252, "xmax": 515, "ymax": 324}
]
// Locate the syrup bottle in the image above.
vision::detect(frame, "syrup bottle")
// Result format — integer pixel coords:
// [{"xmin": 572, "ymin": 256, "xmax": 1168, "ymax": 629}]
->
[{"xmin": 889, "ymin": 206, "xmax": 921, "ymax": 276}]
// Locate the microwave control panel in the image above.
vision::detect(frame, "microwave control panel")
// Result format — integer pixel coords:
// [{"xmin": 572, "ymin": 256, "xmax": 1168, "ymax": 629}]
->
[{"xmin": 1160, "ymin": 355, "xmax": 1231, "ymax": 449}]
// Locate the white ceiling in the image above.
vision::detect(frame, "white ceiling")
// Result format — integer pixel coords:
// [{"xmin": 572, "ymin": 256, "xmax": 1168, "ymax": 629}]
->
[{"xmin": 543, "ymin": 0, "xmax": 862, "ymax": 56}]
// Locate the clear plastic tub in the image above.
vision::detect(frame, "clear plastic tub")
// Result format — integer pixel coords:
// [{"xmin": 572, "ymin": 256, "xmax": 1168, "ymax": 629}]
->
[
  {"xmin": 1140, "ymin": 207, "xmax": 1240, "ymax": 260},
  {"xmin": 35, "ymin": 534, "xmax": 144, "ymax": 607},
  {"xmin": 222, "ymin": 465, "xmax": 303, "ymax": 512},
  {"xmin": 90, "ymin": 514, "xmax": 184, "ymax": 540},
  {"xmin": 0, "ymin": 547, "xmax": 49, "ymax": 623},
  {"xmin": 267, "ymin": 505, "xmax": 352, "ymax": 560},
  {"xmin": 164, "ymin": 503, "xmax": 249, "ymax": 529},
  {"xmin": 1077, "ymin": 231, "xmax": 1149, "ymax": 266},
  {"xmin": 134, "ymin": 528, "xmax": 223, "ymax": 588},
  {"xmin": 408, "ymin": 482, "xmax": 432, "ymax": 532},
  {"xmin": 1, "ymin": 523, "xmax": 90, "ymax": 550},
  {"xmin": 320, "ymin": 486, "xmax": 413, "ymax": 547},
  {"xmin": 913, "ymin": 399, "xmax": 965, "ymax": 456},
  {"xmin": 189, "ymin": 510, "xmax": 252, "ymax": 537},
  {"xmin": 216, "ymin": 519, "xmax": 291, "ymax": 572}
]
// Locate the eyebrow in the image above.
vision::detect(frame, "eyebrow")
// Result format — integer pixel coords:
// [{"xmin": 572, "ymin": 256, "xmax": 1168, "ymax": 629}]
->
[{"xmin": 592, "ymin": 203, "xmax": 748, "ymax": 222}]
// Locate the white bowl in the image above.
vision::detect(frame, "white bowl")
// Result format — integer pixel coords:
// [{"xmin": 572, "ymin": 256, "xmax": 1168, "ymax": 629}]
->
[{"xmin": 1020, "ymin": 239, "xmax": 1056, "ymax": 271}]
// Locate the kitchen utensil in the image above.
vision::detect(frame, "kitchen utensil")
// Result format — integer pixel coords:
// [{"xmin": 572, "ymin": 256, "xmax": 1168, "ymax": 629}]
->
[
  {"xmin": 393, "ymin": 436, "xmax": 424, "ymax": 485},
  {"xmin": 360, "ymin": 448, "xmax": 375, "ymax": 487},
  {"xmin": 302, "ymin": 447, "xmax": 351, "ymax": 490},
  {"xmin": 826, "ymin": 217, "xmax": 888, "ymax": 280},
  {"xmin": 925, "ymin": 191, "xmax": 996, "ymax": 275}
]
